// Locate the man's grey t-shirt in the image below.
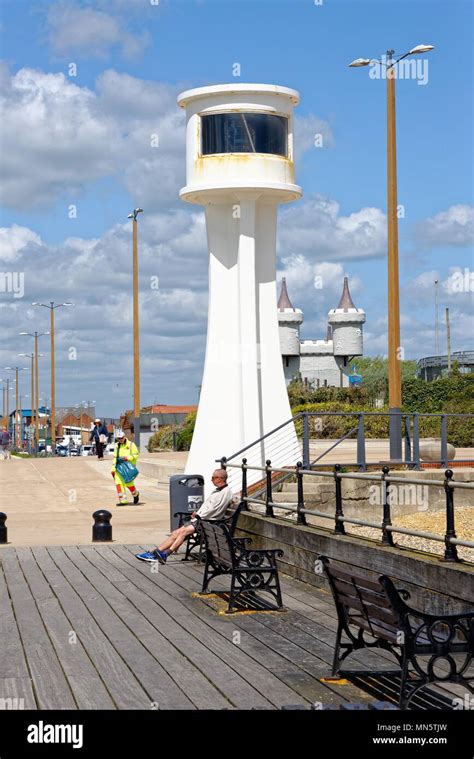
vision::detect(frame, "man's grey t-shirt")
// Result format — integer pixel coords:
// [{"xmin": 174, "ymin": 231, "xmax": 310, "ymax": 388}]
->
[{"xmin": 195, "ymin": 485, "xmax": 233, "ymax": 521}]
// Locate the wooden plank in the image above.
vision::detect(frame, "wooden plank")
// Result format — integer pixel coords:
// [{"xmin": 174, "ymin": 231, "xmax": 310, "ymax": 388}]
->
[
  {"xmin": 1, "ymin": 550, "xmax": 76, "ymax": 710},
  {"xmin": 75, "ymin": 546, "xmax": 232, "ymax": 710},
  {"xmin": 16, "ymin": 547, "xmax": 116, "ymax": 710},
  {"xmin": 131, "ymin": 549, "xmax": 363, "ymax": 707},
  {"xmin": 0, "ymin": 559, "xmax": 35, "ymax": 692},
  {"xmin": 0, "ymin": 678, "xmax": 36, "ymax": 710},
  {"xmin": 49, "ymin": 546, "xmax": 195, "ymax": 711},
  {"xmin": 167, "ymin": 561, "xmax": 375, "ymax": 706},
  {"xmin": 31, "ymin": 547, "xmax": 153, "ymax": 710},
  {"xmin": 106, "ymin": 545, "xmax": 290, "ymax": 708},
  {"xmin": 113, "ymin": 552, "xmax": 331, "ymax": 706}
]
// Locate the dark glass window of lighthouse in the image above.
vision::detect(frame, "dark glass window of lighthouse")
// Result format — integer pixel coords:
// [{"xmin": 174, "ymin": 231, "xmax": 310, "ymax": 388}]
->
[{"xmin": 201, "ymin": 113, "xmax": 288, "ymax": 156}]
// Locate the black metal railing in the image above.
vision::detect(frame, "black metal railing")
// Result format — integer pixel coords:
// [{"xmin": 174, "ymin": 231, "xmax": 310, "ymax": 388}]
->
[
  {"xmin": 223, "ymin": 411, "xmax": 474, "ymax": 479},
  {"xmin": 223, "ymin": 459, "xmax": 474, "ymax": 564}
]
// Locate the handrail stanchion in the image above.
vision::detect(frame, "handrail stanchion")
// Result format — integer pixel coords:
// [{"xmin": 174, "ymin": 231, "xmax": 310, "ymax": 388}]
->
[
  {"xmin": 303, "ymin": 413, "xmax": 310, "ymax": 469},
  {"xmin": 404, "ymin": 415, "xmax": 412, "ymax": 467},
  {"xmin": 334, "ymin": 464, "xmax": 345, "ymax": 535},
  {"xmin": 241, "ymin": 458, "xmax": 248, "ymax": 507},
  {"xmin": 413, "ymin": 413, "xmax": 421, "ymax": 471},
  {"xmin": 220, "ymin": 455, "xmax": 227, "ymax": 469},
  {"xmin": 296, "ymin": 462, "xmax": 307, "ymax": 525},
  {"xmin": 265, "ymin": 459, "xmax": 274, "ymax": 517},
  {"xmin": 381, "ymin": 465, "xmax": 395, "ymax": 546},
  {"xmin": 443, "ymin": 469, "xmax": 458, "ymax": 562},
  {"xmin": 357, "ymin": 414, "xmax": 366, "ymax": 472},
  {"xmin": 441, "ymin": 416, "xmax": 448, "ymax": 468}
]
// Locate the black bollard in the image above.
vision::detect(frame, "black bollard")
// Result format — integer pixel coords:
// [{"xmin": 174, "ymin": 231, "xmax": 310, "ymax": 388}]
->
[
  {"xmin": 0, "ymin": 512, "xmax": 7, "ymax": 544},
  {"xmin": 92, "ymin": 510, "xmax": 112, "ymax": 542}
]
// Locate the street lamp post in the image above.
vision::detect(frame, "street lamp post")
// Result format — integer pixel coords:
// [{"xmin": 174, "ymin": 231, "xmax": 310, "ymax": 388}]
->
[
  {"xmin": 32, "ymin": 302, "xmax": 74, "ymax": 453},
  {"xmin": 0, "ymin": 378, "xmax": 15, "ymax": 437},
  {"xmin": 127, "ymin": 208, "xmax": 143, "ymax": 450},
  {"xmin": 3, "ymin": 367, "xmax": 27, "ymax": 449},
  {"xmin": 19, "ymin": 332, "xmax": 49, "ymax": 453},
  {"xmin": 18, "ymin": 353, "xmax": 40, "ymax": 454},
  {"xmin": 349, "ymin": 44, "xmax": 434, "ymax": 460}
]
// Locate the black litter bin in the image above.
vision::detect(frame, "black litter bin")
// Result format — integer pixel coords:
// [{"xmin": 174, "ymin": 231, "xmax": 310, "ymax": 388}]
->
[{"xmin": 169, "ymin": 474, "xmax": 204, "ymax": 531}]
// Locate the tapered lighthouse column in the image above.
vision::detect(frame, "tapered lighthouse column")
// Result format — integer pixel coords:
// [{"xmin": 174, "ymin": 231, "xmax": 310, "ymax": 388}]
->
[{"xmin": 178, "ymin": 84, "xmax": 303, "ymax": 491}]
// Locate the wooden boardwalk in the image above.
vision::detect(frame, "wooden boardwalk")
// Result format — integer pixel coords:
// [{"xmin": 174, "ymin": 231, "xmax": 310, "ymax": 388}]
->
[{"xmin": 0, "ymin": 545, "xmax": 467, "ymax": 710}]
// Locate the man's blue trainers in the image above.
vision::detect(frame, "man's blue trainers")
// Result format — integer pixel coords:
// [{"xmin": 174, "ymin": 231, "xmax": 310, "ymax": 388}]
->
[{"xmin": 135, "ymin": 549, "xmax": 167, "ymax": 564}]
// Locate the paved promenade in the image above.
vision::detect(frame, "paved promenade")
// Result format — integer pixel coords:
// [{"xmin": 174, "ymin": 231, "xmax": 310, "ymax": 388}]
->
[{"xmin": 0, "ymin": 455, "xmax": 180, "ymax": 547}]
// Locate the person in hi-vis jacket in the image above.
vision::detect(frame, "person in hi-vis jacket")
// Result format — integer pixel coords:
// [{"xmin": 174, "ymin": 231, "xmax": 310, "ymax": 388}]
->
[{"xmin": 111, "ymin": 428, "xmax": 140, "ymax": 506}]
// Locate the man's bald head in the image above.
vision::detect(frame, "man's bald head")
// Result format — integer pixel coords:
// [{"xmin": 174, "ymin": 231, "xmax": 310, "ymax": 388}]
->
[{"xmin": 212, "ymin": 468, "xmax": 228, "ymax": 485}]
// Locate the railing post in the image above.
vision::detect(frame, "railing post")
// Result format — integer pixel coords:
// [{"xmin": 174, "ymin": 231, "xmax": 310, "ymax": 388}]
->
[
  {"xmin": 333, "ymin": 464, "xmax": 345, "ymax": 535},
  {"xmin": 265, "ymin": 459, "xmax": 274, "ymax": 517},
  {"xmin": 381, "ymin": 466, "xmax": 394, "ymax": 547},
  {"xmin": 440, "ymin": 416, "xmax": 448, "ymax": 468},
  {"xmin": 413, "ymin": 413, "xmax": 421, "ymax": 470},
  {"xmin": 357, "ymin": 414, "xmax": 366, "ymax": 472},
  {"xmin": 241, "ymin": 457, "xmax": 248, "ymax": 506},
  {"xmin": 296, "ymin": 461, "xmax": 307, "ymax": 525},
  {"xmin": 220, "ymin": 455, "xmax": 227, "ymax": 470},
  {"xmin": 443, "ymin": 469, "xmax": 458, "ymax": 562},
  {"xmin": 302, "ymin": 413, "xmax": 310, "ymax": 469},
  {"xmin": 403, "ymin": 415, "xmax": 412, "ymax": 467}
]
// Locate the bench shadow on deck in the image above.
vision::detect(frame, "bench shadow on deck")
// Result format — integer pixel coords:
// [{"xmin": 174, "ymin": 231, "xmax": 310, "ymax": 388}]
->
[{"xmin": 0, "ymin": 544, "xmax": 468, "ymax": 711}]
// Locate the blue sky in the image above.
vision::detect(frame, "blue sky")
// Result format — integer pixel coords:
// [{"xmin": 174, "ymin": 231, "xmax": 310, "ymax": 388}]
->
[{"xmin": 0, "ymin": 0, "xmax": 472, "ymax": 415}]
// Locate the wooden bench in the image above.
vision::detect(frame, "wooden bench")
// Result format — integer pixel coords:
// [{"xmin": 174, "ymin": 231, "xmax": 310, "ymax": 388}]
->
[
  {"xmin": 319, "ymin": 555, "xmax": 474, "ymax": 708},
  {"xmin": 199, "ymin": 519, "xmax": 284, "ymax": 614},
  {"xmin": 176, "ymin": 501, "xmax": 243, "ymax": 562}
]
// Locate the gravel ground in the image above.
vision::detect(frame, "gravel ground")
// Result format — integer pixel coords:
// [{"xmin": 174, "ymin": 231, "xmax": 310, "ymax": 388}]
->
[{"xmin": 345, "ymin": 505, "xmax": 474, "ymax": 563}]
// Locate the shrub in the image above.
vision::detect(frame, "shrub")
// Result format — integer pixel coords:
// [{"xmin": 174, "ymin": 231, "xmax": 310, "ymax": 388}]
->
[{"xmin": 147, "ymin": 425, "xmax": 178, "ymax": 452}]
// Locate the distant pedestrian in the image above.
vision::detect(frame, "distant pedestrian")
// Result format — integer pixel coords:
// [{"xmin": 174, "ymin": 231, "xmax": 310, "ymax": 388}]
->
[
  {"xmin": 90, "ymin": 418, "xmax": 108, "ymax": 460},
  {"xmin": 111, "ymin": 428, "xmax": 140, "ymax": 506},
  {"xmin": 0, "ymin": 427, "xmax": 11, "ymax": 459}
]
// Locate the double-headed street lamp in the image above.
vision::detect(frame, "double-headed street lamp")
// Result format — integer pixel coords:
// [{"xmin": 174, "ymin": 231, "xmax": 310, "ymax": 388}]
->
[
  {"xmin": 349, "ymin": 44, "xmax": 434, "ymax": 460},
  {"xmin": 32, "ymin": 302, "xmax": 74, "ymax": 452},
  {"xmin": 19, "ymin": 331, "xmax": 50, "ymax": 450},
  {"xmin": 127, "ymin": 208, "xmax": 143, "ymax": 450},
  {"xmin": 3, "ymin": 367, "xmax": 27, "ymax": 448}
]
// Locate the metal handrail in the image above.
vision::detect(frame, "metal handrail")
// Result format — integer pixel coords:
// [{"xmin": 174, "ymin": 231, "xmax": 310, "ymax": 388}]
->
[{"xmin": 229, "ymin": 459, "xmax": 474, "ymax": 562}]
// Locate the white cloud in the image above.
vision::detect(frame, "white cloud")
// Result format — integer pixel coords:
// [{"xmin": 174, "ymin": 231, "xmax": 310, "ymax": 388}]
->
[
  {"xmin": 294, "ymin": 114, "xmax": 335, "ymax": 160},
  {"xmin": 47, "ymin": 1, "xmax": 150, "ymax": 60},
  {"xmin": 278, "ymin": 195, "xmax": 386, "ymax": 260},
  {"xmin": 0, "ymin": 66, "xmax": 184, "ymax": 210},
  {"xmin": 0, "ymin": 225, "xmax": 42, "ymax": 262},
  {"xmin": 415, "ymin": 204, "xmax": 474, "ymax": 247}
]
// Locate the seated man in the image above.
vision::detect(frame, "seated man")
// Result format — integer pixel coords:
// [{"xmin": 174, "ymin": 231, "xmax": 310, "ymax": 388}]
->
[{"xmin": 136, "ymin": 468, "xmax": 233, "ymax": 564}]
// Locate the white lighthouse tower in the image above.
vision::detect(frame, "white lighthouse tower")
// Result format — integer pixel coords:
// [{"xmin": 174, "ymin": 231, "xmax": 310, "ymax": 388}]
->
[{"xmin": 178, "ymin": 84, "xmax": 302, "ymax": 490}]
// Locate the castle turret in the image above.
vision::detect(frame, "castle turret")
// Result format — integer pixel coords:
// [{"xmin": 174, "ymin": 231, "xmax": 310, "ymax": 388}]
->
[
  {"xmin": 327, "ymin": 277, "xmax": 366, "ymax": 358},
  {"xmin": 277, "ymin": 277, "xmax": 303, "ymax": 382}
]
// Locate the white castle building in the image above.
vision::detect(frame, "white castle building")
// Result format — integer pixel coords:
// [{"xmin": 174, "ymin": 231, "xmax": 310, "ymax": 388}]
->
[{"xmin": 278, "ymin": 276, "xmax": 366, "ymax": 388}]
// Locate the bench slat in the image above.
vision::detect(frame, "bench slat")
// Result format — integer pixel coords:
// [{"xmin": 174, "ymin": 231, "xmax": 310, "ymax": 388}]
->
[
  {"xmin": 337, "ymin": 593, "xmax": 400, "ymax": 630},
  {"xmin": 327, "ymin": 567, "xmax": 383, "ymax": 594},
  {"xmin": 332, "ymin": 578, "xmax": 392, "ymax": 609},
  {"xmin": 348, "ymin": 616, "xmax": 400, "ymax": 645}
]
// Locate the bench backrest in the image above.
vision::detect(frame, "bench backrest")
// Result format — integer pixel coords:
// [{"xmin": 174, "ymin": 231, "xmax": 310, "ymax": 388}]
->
[
  {"xmin": 201, "ymin": 521, "xmax": 234, "ymax": 569},
  {"xmin": 319, "ymin": 556, "xmax": 404, "ymax": 643}
]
